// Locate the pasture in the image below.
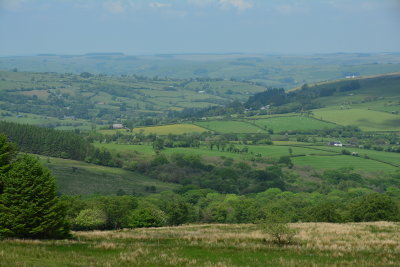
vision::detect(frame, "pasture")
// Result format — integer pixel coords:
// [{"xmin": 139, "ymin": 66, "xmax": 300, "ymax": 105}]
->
[
  {"xmin": 38, "ymin": 156, "xmax": 178, "ymax": 195},
  {"xmin": 292, "ymin": 154, "xmax": 398, "ymax": 173},
  {"xmin": 0, "ymin": 222, "xmax": 399, "ymax": 266},
  {"xmin": 250, "ymin": 116, "xmax": 336, "ymax": 133},
  {"xmin": 313, "ymin": 108, "xmax": 400, "ymax": 131},
  {"xmin": 0, "ymin": 111, "xmax": 92, "ymax": 130},
  {"xmin": 243, "ymin": 145, "xmax": 336, "ymax": 158},
  {"xmin": 133, "ymin": 124, "xmax": 207, "ymax": 135},
  {"xmin": 310, "ymin": 146, "xmax": 400, "ymax": 167},
  {"xmin": 195, "ymin": 120, "xmax": 264, "ymax": 133}
]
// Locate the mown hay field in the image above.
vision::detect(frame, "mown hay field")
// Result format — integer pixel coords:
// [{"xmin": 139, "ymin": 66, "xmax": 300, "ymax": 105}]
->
[{"xmin": 0, "ymin": 222, "xmax": 399, "ymax": 266}]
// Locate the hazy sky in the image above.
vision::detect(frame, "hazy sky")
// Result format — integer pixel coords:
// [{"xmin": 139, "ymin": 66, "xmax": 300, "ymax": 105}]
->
[{"xmin": 0, "ymin": 0, "xmax": 399, "ymax": 56}]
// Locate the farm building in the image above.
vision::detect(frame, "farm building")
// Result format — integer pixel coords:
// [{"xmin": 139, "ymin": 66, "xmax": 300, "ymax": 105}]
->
[
  {"xmin": 112, "ymin": 123, "xmax": 124, "ymax": 129},
  {"xmin": 329, "ymin": 141, "xmax": 343, "ymax": 147}
]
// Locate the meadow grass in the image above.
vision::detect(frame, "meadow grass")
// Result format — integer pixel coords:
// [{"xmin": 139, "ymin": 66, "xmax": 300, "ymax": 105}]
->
[
  {"xmin": 195, "ymin": 120, "xmax": 264, "ymax": 134},
  {"xmin": 250, "ymin": 116, "xmax": 336, "ymax": 133},
  {"xmin": 38, "ymin": 156, "xmax": 178, "ymax": 195},
  {"xmin": 0, "ymin": 222, "xmax": 399, "ymax": 266}
]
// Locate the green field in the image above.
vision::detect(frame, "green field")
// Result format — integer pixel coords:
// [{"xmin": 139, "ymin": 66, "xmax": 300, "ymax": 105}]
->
[
  {"xmin": 196, "ymin": 120, "xmax": 264, "ymax": 133},
  {"xmin": 38, "ymin": 156, "xmax": 178, "ymax": 195},
  {"xmin": 312, "ymin": 108, "xmax": 400, "ymax": 131},
  {"xmin": 1, "ymin": 222, "xmax": 399, "ymax": 266},
  {"xmin": 133, "ymin": 124, "xmax": 207, "ymax": 135},
  {"xmin": 292, "ymin": 154, "xmax": 397, "ymax": 173},
  {"xmin": 251, "ymin": 116, "xmax": 337, "ymax": 133},
  {"xmin": 94, "ymin": 142, "xmax": 399, "ymax": 173},
  {"xmin": 310, "ymin": 146, "xmax": 400, "ymax": 167},
  {"xmin": 244, "ymin": 145, "xmax": 336, "ymax": 157},
  {"xmin": 0, "ymin": 112, "xmax": 92, "ymax": 130}
]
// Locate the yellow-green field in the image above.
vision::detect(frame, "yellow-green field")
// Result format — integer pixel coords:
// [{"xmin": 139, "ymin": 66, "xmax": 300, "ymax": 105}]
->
[
  {"xmin": 196, "ymin": 120, "xmax": 264, "ymax": 133},
  {"xmin": 313, "ymin": 108, "xmax": 400, "ymax": 131},
  {"xmin": 133, "ymin": 124, "xmax": 208, "ymax": 135},
  {"xmin": 1, "ymin": 222, "xmax": 399, "ymax": 266}
]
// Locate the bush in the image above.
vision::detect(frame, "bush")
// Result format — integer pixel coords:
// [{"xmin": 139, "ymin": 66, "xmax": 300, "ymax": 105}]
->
[
  {"xmin": 349, "ymin": 193, "xmax": 399, "ymax": 222},
  {"xmin": 128, "ymin": 207, "xmax": 167, "ymax": 228},
  {"xmin": 278, "ymin": 156, "xmax": 293, "ymax": 169},
  {"xmin": 73, "ymin": 209, "xmax": 107, "ymax": 230},
  {"xmin": 259, "ymin": 212, "xmax": 297, "ymax": 245},
  {"xmin": 308, "ymin": 202, "xmax": 342, "ymax": 222}
]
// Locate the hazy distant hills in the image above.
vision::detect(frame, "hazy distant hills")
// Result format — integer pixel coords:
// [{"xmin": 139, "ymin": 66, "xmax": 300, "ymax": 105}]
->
[{"xmin": 1, "ymin": 53, "xmax": 400, "ymax": 89}]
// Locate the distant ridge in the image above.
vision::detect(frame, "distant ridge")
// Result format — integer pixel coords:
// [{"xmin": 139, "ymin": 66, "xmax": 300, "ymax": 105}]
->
[{"xmin": 85, "ymin": 52, "xmax": 124, "ymax": 56}]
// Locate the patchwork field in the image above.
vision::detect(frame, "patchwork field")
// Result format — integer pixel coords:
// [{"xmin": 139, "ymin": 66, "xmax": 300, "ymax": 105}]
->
[
  {"xmin": 251, "ymin": 116, "xmax": 337, "ymax": 133},
  {"xmin": 0, "ymin": 111, "xmax": 92, "ymax": 130},
  {"xmin": 94, "ymin": 142, "xmax": 400, "ymax": 173},
  {"xmin": 1, "ymin": 222, "xmax": 399, "ymax": 266}
]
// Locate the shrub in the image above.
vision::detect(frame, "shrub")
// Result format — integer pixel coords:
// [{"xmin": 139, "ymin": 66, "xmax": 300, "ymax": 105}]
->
[
  {"xmin": 349, "ymin": 193, "xmax": 399, "ymax": 222},
  {"xmin": 308, "ymin": 202, "xmax": 342, "ymax": 222},
  {"xmin": 128, "ymin": 207, "xmax": 167, "ymax": 228},
  {"xmin": 73, "ymin": 209, "xmax": 107, "ymax": 230},
  {"xmin": 259, "ymin": 212, "xmax": 297, "ymax": 245}
]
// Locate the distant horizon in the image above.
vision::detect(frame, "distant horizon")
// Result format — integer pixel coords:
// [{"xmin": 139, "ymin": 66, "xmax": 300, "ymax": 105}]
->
[
  {"xmin": 2, "ymin": 51, "xmax": 400, "ymax": 58},
  {"xmin": 1, "ymin": 0, "xmax": 399, "ymax": 56}
]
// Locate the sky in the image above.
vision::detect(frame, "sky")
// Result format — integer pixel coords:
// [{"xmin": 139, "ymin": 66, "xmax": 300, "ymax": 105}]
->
[{"xmin": 0, "ymin": 0, "xmax": 399, "ymax": 56}]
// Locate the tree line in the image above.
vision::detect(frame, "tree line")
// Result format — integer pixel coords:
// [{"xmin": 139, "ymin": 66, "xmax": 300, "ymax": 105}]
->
[
  {"xmin": 0, "ymin": 121, "xmax": 120, "ymax": 167},
  {"xmin": 61, "ymin": 186, "xmax": 400, "ymax": 231}
]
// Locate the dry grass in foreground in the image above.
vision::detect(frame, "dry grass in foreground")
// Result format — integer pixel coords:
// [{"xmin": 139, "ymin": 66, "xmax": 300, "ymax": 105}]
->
[{"xmin": 0, "ymin": 222, "xmax": 399, "ymax": 267}]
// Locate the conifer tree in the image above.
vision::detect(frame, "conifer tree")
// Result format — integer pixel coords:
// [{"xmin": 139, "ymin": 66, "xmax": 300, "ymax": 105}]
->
[
  {"xmin": 0, "ymin": 155, "xmax": 70, "ymax": 239},
  {"xmin": 0, "ymin": 134, "xmax": 16, "ymax": 173}
]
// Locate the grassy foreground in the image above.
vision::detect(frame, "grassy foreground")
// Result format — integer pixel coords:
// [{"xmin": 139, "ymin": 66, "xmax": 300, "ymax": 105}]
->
[{"xmin": 1, "ymin": 222, "xmax": 399, "ymax": 266}]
